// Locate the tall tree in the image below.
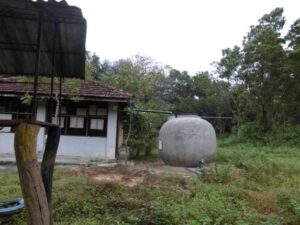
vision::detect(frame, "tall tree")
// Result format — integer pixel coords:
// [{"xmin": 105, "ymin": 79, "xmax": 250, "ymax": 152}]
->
[
  {"xmin": 217, "ymin": 8, "xmax": 286, "ymax": 131},
  {"xmin": 242, "ymin": 8, "xmax": 286, "ymax": 130},
  {"xmin": 284, "ymin": 19, "xmax": 300, "ymax": 124},
  {"xmin": 86, "ymin": 51, "xmax": 102, "ymax": 80}
]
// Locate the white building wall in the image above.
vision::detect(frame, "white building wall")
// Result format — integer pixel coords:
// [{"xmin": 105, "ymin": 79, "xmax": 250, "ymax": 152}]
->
[
  {"xmin": 0, "ymin": 114, "xmax": 14, "ymax": 154},
  {"xmin": 106, "ymin": 102, "xmax": 118, "ymax": 159},
  {"xmin": 0, "ymin": 133, "xmax": 14, "ymax": 154},
  {"xmin": 0, "ymin": 104, "xmax": 46, "ymax": 155},
  {"xmin": 57, "ymin": 136, "xmax": 107, "ymax": 158},
  {"xmin": 0, "ymin": 102, "xmax": 119, "ymax": 160}
]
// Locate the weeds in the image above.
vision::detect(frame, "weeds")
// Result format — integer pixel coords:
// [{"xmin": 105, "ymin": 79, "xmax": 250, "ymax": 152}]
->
[{"xmin": 0, "ymin": 143, "xmax": 300, "ymax": 224}]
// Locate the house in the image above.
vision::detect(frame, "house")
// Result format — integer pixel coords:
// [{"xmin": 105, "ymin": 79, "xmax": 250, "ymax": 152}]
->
[{"xmin": 0, "ymin": 77, "xmax": 132, "ymax": 160}]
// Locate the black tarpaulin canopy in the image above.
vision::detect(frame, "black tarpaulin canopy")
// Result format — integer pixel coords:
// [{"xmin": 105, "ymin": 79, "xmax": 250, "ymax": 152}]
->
[{"xmin": 0, "ymin": 0, "xmax": 86, "ymax": 79}]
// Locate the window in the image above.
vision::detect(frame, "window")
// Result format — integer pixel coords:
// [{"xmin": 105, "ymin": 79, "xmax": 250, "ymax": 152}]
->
[
  {"xmin": 51, "ymin": 106, "xmax": 66, "ymax": 128},
  {"xmin": 0, "ymin": 98, "xmax": 32, "ymax": 132},
  {"xmin": 0, "ymin": 106, "xmax": 5, "ymax": 113},
  {"xmin": 11, "ymin": 101, "xmax": 31, "ymax": 120},
  {"xmin": 90, "ymin": 119, "xmax": 104, "ymax": 130},
  {"xmin": 70, "ymin": 116, "xmax": 84, "ymax": 128},
  {"xmin": 87, "ymin": 105, "xmax": 107, "ymax": 137},
  {"xmin": 47, "ymin": 101, "xmax": 108, "ymax": 137},
  {"xmin": 89, "ymin": 105, "xmax": 107, "ymax": 116},
  {"xmin": 69, "ymin": 108, "xmax": 86, "ymax": 129},
  {"xmin": 0, "ymin": 100, "xmax": 13, "ymax": 132},
  {"xmin": 0, "ymin": 100, "xmax": 8, "ymax": 114},
  {"xmin": 51, "ymin": 117, "xmax": 65, "ymax": 128}
]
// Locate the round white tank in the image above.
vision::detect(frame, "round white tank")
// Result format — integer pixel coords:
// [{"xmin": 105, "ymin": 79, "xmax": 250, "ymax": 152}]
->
[{"xmin": 158, "ymin": 116, "xmax": 217, "ymax": 167}]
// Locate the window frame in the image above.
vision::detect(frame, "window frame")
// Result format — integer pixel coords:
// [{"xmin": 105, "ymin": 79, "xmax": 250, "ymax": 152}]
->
[{"xmin": 47, "ymin": 101, "xmax": 108, "ymax": 137}]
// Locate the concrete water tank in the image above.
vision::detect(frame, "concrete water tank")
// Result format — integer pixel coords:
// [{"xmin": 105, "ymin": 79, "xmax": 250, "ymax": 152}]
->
[{"xmin": 158, "ymin": 116, "xmax": 217, "ymax": 167}]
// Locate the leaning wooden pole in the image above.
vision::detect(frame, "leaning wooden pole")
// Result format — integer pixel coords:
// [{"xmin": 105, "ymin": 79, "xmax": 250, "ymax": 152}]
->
[
  {"xmin": 14, "ymin": 123, "xmax": 51, "ymax": 225},
  {"xmin": 41, "ymin": 126, "xmax": 61, "ymax": 225}
]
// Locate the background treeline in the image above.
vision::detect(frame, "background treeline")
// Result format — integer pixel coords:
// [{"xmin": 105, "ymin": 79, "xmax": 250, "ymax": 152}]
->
[{"xmin": 86, "ymin": 8, "xmax": 300, "ymax": 156}]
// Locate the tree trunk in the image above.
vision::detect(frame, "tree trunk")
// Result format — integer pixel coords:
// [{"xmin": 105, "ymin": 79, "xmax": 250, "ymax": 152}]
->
[
  {"xmin": 14, "ymin": 123, "xmax": 51, "ymax": 225},
  {"xmin": 262, "ymin": 105, "xmax": 272, "ymax": 131}
]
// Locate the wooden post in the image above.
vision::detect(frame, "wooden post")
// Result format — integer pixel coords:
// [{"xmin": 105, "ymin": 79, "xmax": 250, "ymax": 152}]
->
[
  {"xmin": 41, "ymin": 126, "xmax": 61, "ymax": 225},
  {"xmin": 14, "ymin": 123, "xmax": 51, "ymax": 225}
]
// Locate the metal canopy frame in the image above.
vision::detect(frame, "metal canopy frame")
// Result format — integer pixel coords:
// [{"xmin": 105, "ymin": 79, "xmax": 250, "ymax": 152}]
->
[{"xmin": 0, "ymin": 0, "xmax": 86, "ymax": 123}]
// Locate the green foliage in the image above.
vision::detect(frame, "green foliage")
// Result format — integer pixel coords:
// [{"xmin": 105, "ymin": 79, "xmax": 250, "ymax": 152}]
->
[
  {"xmin": 216, "ymin": 8, "xmax": 300, "ymax": 131},
  {"xmin": 83, "ymin": 7, "xmax": 300, "ymax": 156},
  {"xmin": 125, "ymin": 112, "xmax": 161, "ymax": 158},
  {"xmin": 200, "ymin": 163, "xmax": 238, "ymax": 184},
  {"xmin": 86, "ymin": 51, "xmax": 103, "ymax": 80},
  {"xmin": 238, "ymin": 122, "xmax": 266, "ymax": 144},
  {"xmin": 17, "ymin": 76, "xmax": 84, "ymax": 106},
  {"xmin": 1, "ymin": 143, "xmax": 300, "ymax": 225},
  {"xmin": 20, "ymin": 92, "xmax": 32, "ymax": 106},
  {"xmin": 221, "ymin": 123, "xmax": 300, "ymax": 147},
  {"xmin": 94, "ymin": 55, "xmax": 169, "ymax": 157}
]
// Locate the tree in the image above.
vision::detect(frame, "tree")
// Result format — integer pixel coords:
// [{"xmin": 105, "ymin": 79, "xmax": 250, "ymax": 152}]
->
[
  {"xmin": 216, "ymin": 46, "xmax": 242, "ymax": 83},
  {"xmin": 86, "ymin": 51, "xmax": 102, "ymax": 80},
  {"xmin": 99, "ymin": 55, "xmax": 169, "ymax": 157},
  {"xmin": 284, "ymin": 19, "xmax": 300, "ymax": 124},
  {"xmin": 217, "ymin": 8, "xmax": 287, "ymax": 131},
  {"xmin": 161, "ymin": 69, "xmax": 194, "ymax": 112}
]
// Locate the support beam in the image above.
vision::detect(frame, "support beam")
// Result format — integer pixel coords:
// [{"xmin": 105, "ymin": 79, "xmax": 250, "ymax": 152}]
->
[
  {"xmin": 14, "ymin": 123, "xmax": 51, "ymax": 225},
  {"xmin": 41, "ymin": 126, "xmax": 61, "ymax": 225},
  {"xmin": 41, "ymin": 126, "xmax": 61, "ymax": 203},
  {"xmin": 0, "ymin": 119, "xmax": 58, "ymax": 128}
]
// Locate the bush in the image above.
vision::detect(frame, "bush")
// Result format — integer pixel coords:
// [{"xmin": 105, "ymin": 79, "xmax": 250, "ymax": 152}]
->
[
  {"xmin": 200, "ymin": 163, "xmax": 238, "ymax": 184},
  {"xmin": 124, "ymin": 111, "xmax": 167, "ymax": 159},
  {"xmin": 219, "ymin": 123, "xmax": 300, "ymax": 147},
  {"xmin": 238, "ymin": 122, "xmax": 266, "ymax": 144}
]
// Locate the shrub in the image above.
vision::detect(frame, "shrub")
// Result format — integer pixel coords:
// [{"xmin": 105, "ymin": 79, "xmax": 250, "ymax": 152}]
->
[
  {"xmin": 238, "ymin": 122, "xmax": 266, "ymax": 144},
  {"xmin": 219, "ymin": 123, "xmax": 300, "ymax": 147},
  {"xmin": 124, "ymin": 111, "xmax": 167, "ymax": 159}
]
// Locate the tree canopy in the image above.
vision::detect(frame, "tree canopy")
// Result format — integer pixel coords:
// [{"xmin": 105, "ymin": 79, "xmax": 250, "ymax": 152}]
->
[{"xmin": 85, "ymin": 7, "xmax": 300, "ymax": 155}]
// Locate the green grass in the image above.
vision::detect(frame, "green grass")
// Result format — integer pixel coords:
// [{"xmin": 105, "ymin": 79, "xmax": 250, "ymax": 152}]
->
[{"xmin": 1, "ymin": 144, "xmax": 300, "ymax": 225}]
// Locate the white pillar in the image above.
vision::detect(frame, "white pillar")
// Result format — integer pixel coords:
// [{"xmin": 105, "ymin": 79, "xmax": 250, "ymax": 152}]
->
[
  {"xmin": 36, "ymin": 103, "xmax": 46, "ymax": 154},
  {"xmin": 106, "ymin": 102, "xmax": 118, "ymax": 159}
]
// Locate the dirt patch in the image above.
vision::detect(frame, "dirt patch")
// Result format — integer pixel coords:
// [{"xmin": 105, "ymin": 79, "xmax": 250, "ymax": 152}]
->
[
  {"xmin": 70, "ymin": 161, "xmax": 196, "ymax": 188},
  {"xmin": 94, "ymin": 174, "xmax": 144, "ymax": 187},
  {"xmin": 245, "ymin": 190, "xmax": 279, "ymax": 214}
]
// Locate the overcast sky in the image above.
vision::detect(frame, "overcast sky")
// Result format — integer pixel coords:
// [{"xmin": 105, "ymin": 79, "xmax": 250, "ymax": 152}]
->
[{"xmin": 68, "ymin": 0, "xmax": 299, "ymax": 74}]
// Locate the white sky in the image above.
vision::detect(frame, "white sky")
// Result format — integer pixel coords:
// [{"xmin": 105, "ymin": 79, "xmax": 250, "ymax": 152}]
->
[{"xmin": 68, "ymin": 0, "xmax": 299, "ymax": 74}]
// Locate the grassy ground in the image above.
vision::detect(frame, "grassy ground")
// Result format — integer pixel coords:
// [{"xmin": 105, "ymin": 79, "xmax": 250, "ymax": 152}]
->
[{"xmin": 0, "ymin": 144, "xmax": 300, "ymax": 225}]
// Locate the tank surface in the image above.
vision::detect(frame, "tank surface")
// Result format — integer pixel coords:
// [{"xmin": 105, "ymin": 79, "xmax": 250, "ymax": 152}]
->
[{"xmin": 158, "ymin": 116, "xmax": 216, "ymax": 167}]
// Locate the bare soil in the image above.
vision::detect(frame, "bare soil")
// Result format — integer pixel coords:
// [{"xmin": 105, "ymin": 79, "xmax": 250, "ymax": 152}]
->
[{"xmin": 70, "ymin": 160, "xmax": 197, "ymax": 187}]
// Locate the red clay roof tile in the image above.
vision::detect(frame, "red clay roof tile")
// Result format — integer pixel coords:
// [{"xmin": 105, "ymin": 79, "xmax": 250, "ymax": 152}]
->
[{"xmin": 0, "ymin": 77, "xmax": 132, "ymax": 101}]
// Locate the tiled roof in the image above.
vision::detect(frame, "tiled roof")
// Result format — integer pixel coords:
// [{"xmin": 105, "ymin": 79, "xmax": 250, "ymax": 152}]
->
[{"xmin": 0, "ymin": 77, "xmax": 132, "ymax": 101}]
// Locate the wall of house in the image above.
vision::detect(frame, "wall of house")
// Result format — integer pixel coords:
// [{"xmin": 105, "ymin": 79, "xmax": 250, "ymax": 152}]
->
[
  {"xmin": 0, "ymin": 133, "xmax": 15, "ymax": 155},
  {"xmin": 0, "ymin": 103, "xmax": 46, "ymax": 155},
  {"xmin": 0, "ymin": 114, "xmax": 14, "ymax": 156},
  {"xmin": 0, "ymin": 102, "xmax": 119, "ymax": 160},
  {"xmin": 57, "ymin": 136, "xmax": 107, "ymax": 158}
]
